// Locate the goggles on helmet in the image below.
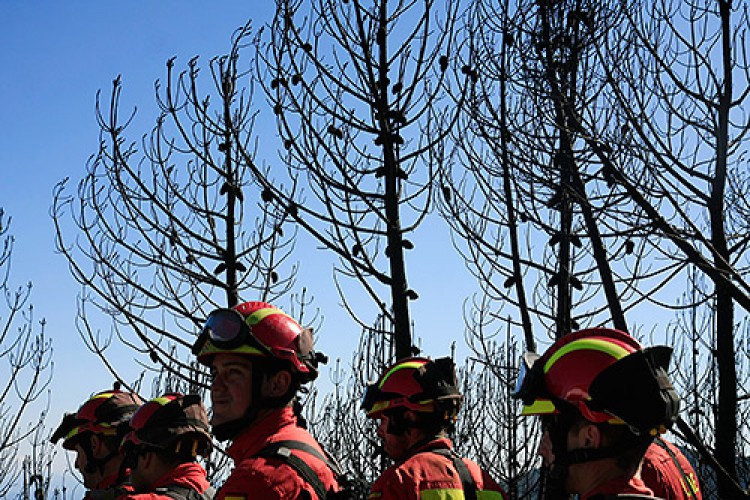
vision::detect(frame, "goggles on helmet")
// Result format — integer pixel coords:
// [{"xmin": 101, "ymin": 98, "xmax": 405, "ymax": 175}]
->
[{"xmin": 191, "ymin": 308, "xmax": 271, "ymax": 358}]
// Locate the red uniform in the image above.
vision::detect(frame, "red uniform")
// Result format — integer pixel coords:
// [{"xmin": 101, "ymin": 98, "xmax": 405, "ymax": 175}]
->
[
  {"xmin": 115, "ymin": 462, "xmax": 212, "ymax": 499},
  {"xmin": 216, "ymin": 406, "xmax": 339, "ymax": 500},
  {"xmin": 368, "ymin": 437, "xmax": 506, "ymax": 500},
  {"xmin": 84, "ymin": 471, "xmax": 135, "ymax": 499},
  {"xmin": 641, "ymin": 438, "xmax": 702, "ymax": 500},
  {"xmin": 581, "ymin": 474, "xmax": 657, "ymax": 499}
]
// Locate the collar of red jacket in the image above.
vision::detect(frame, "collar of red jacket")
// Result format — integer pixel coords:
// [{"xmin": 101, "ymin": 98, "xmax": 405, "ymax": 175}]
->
[
  {"xmin": 400, "ymin": 435, "xmax": 454, "ymax": 462},
  {"xmin": 151, "ymin": 462, "xmax": 210, "ymax": 493},
  {"xmin": 226, "ymin": 406, "xmax": 297, "ymax": 460},
  {"xmin": 96, "ymin": 469, "xmax": 131, "ymax": 490},
  {"xmin": 581, "ymin": 473, "xmax": 654, "ymax": 499}
]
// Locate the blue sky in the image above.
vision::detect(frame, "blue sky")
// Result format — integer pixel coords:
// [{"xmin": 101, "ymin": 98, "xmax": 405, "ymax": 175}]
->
[{"xmin": 0, "ymin": 1, "xmax": 477, "ymax": 488}]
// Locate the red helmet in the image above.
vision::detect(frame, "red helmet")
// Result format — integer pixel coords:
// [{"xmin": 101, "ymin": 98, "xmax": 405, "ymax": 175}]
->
[
  {"xmin": 516, "ymin": 328, "xmax": 680, "ymax": 435},
  {"xmin": 192, "ymin": 301, "xmax": 324, "ymax": 381},
  {"xmin": 121, "ymin": 393, "xmax": 212, "ymax": 457},
  {"xmin": 52, "ymin": 390, "xmax": 144, "ymax": 450},
  {"xmin": 518, "ymin": 328, "xmax": 643, "ymax": 424},
  {"xmin": 362, "ymin": 357, "xmax": 462, "ymax": 418}
]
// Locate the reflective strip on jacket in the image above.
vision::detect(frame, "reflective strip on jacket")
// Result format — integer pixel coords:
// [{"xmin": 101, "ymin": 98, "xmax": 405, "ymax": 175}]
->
[
  {"xmin": 368, "ymin": 437, "xmax": 506, "ymax": 500},
  {"xmin": 641, "ymin": 438, "xmax": 702, "ymax": 500}
]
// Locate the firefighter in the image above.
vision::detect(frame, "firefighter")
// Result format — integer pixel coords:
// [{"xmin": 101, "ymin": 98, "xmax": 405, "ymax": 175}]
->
[
  {"xmin": 51, "ymin": 388, "xmax": 144, "ymax": 498},
  {"xmin": 117, "ymin": 392, "xmax": 214, "ymax": 499},
  {"xmin": 641, "ymin": 437, "xmax": 702, "ymax": 500},
  {"xmin": 515, "ymin": 327, "xmax": 681, "ymax": 499},
  {"xmin": 362, "ymin": 356, "xmax": 507, "ymax": 499},
  {"xmin": 191, "ymin": 301, "xmax": 340, "ymax": 500}
]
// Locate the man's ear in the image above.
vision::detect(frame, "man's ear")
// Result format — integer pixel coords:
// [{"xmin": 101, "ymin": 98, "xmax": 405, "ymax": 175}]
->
[
  {"xmin": 264, "ymin": 370, "xmax": 293, "ymax": 398},
  {"xmin": 89, "ymin": 434, "xmax": 105, "ymax": 457},
  {"xmin": 580, "ymin": 423, "xmax": 602, "ymax": 449},
  {"xmin": 140, "ymin": 449, "xmax": 156, "ymax": 468}
]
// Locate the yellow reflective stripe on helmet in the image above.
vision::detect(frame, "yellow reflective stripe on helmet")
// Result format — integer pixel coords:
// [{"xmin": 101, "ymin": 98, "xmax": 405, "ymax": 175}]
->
[
  {"xmin": 379, "ymin": 360, "xmax": 426, "ymax": 388},
  {"xmin": 521, "ymin": 398, "xmax": 556, "ymax": 415},
  {"xmin": 245, "ymin": 307, "xmax": 289, "ymax": 326},
  {"xmin": 370, "ymin": 400, "xmax": 392, "ymax": 414},
  {"xmin": 151, "ymin": 396, "xmax": 174, "ymax": 406},
  {"xmin": 91, "ymin": 392, "xmax": 116, "ymax": 401},
  {"xmin": 419, "ymin": 489, "xmax": 505, "ymax": 500},
  {"xmin": 65, "ymin": 421, "xmax": 116, "ymax": 441},
  {"xmin": 544, "ymin": 338, "xmax": 630, "ymax": 373},
  {"xmin": 199, "ymin": 340, "xmax": 266, "ymax": 357}
]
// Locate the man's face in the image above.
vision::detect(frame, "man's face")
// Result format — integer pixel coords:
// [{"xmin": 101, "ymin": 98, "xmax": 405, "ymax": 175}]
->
[
  {"xmin": 128, "ymin": 450, "xmax": 153, "ymax": 492},
  {"xmin": 73, "ymin": 441, "xmax": 99, "ymax": 489},
  {"xmin": 376, "ymin": 414, "xmax": 411, "ymax": 461},
  {"xmin": 210, "ymin": 353, "xmax": 254, "ymax": 426},
  {"xmin": 538, "ymin": 428, "xmax": 554, "ymax": 466}
]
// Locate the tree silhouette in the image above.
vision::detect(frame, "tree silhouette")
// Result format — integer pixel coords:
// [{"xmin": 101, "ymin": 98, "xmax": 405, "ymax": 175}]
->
[
  {"xmin": 588, "ymin": 0, "xmax": 750, "ymax": 494},
  {"xmin": 52, "ymin": 23, "xmax": 298, "ymax": 385},
  {"xmin": 0, "ymin": 209, "xmax": 53, "ymax": 497},
  {"xmin": 257, "ymin": 0, "xmax": 469, "ymax": 359}
]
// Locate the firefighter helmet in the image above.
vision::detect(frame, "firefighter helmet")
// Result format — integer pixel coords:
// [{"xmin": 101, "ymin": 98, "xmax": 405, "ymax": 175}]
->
[
  {"xmin": 362, "ymin": 357, "xmax": 462, "ymax": 419},
  {"xmin": 192, "ymin": 301, "xmax": 325, "ymax": 382},
  {"xmin": 121, "ymin": 392, "xmax": 212, "ymax": 458},
  {"xmin": 52, "ymin": 389, "xmax": 143, "ymax": 450},
  {"xmin": 515, "ymin": 328, "xmax": 680, "ymax": 435}
]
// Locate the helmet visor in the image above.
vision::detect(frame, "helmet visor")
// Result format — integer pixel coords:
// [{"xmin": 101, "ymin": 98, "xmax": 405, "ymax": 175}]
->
[
  {"xmin": 513, "ymin": 352, "xmax": 543, "ymax": 405},
  {"xmin": 361, "ymin": 381, "xmax": 380, "ymax": 413}
]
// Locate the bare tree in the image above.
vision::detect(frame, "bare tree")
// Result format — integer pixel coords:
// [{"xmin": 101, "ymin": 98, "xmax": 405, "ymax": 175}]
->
[
  {"xmin": 440, "ymin": 0, "xmax": 750, "ymax": 495},
  {"xmin": 306, "ymin": 316, "xmax": 395, "ymax": 497},
  {"xmin": 19, "ymin": 423, "xmax": 56, "ymax": 500},
  {"xmin": 455, "ymin": 312, "xmax": 541, "ymax": 498},
  {"xmin": 0, "ymin": 210, "xmax": 53, "ymax": 497},
  {"xmin": 257, "ymin": 0, "xmax": 470, "ymax": 359},
  {"xmin": 584, "ymin": 0, "xmax": 750, "ymax": 494},
  {"xmin": 51, "ymin": 23, "xmax": 298, "ymax": 385}
]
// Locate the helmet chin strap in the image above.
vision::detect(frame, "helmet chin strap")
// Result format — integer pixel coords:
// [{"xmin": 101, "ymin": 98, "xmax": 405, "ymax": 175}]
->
[{"xmin": 546, "ymin": 413, "xmax": 650, "ymax": 492}]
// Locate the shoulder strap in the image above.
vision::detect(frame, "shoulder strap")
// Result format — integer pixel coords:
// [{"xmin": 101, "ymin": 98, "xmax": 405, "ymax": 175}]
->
[
  {"xmin": 87, "ymin": 485, "xmax": 131, "ymax": 500},
  {"xmin": 653, "ymin": 437, "xmax": 696, "ymax": 495},
  {"xmin": 589, "ymin": 495, "xmax": 662, "ymax": 499},
  {"xmin": 428, "ymin": 448, "xmax": 478, "ymax": 500},
  {"xmin": 156, "ymin": 484, "xmax": 216, "ymax": 500},
  {"xmin": 255, "ymin": 440, "xmax": 339, "ymax": 500}
]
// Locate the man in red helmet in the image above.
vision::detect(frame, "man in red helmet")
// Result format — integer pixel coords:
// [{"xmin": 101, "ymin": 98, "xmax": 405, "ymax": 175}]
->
[
  {"xmin": 191, "ymin": 301, "xmax": 340, "ymax": 500},
  {"xmin": 362, "ymin": 356, "xmax": 507, "ymax": 499},
  {"xmin": 514, "ymin": 327, "xmax": 682, "ymax": 499},
  {"xmin": 51, "ymin": 388, "xmax": 144, "ymax": 499},
  {"xmin": 116, "ymin": 392, "xmax": 214, "ymax": 499}
]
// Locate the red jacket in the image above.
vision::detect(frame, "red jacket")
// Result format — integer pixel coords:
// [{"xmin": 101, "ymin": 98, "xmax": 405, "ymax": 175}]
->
[
  {"xmin": 641, "ymin": 438, "xmax": 702, "ymax": 500},
  {"xmin": 215, "ymin": 406, "xmax": 339, "ymax": 500},
  {"xmin": 116, "ymin": 462, "xmax": 212, "ymax": 499},
  {"xmin": 581, "ymin": 474, "xmax": 656, "ymax": 499},
  {"xmin": 84, "ymin": 470, "xmax": 134, "ymax": 499},
  {"xmin": 368, "ymin": 437, "xmax": 506, "ymax": 499}
]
